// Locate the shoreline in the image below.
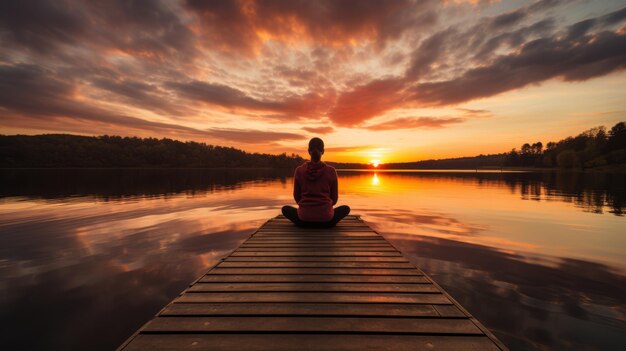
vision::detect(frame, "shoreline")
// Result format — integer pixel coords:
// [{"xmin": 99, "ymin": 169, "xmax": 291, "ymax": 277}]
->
[{"xmin": 1, "ymin": 164, "xmax": 625, "ymax": 173}]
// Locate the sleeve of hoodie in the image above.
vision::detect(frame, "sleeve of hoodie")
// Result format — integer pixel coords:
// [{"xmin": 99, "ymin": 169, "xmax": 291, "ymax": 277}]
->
[
  {"xmin": 293, "ymin": 168, "xmax": 301, "ymax": 203},
  {"xmin": 330, "ymin": 168, "xmax": 338, "ymax": 205}
]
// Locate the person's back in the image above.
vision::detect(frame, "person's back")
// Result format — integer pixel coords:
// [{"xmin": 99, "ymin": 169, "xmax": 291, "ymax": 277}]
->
[
  {"xmin": 294, "ymin": 161, "xmax": 337, "ymax": 222},
  {"xmin": 282, "ymin": 137, "xmax": 350, "ymax": 228}
]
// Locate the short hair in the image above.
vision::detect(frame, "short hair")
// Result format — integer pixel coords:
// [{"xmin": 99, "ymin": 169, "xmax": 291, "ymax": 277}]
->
[{"xmin": 308, "ymin": 137, "xmax": 324, "ymax": 151}]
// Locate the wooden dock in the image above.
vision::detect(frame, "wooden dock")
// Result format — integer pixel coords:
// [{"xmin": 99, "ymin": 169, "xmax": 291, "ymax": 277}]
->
[{"xmin": 118, "ymin": 215, "xmax": 507, "ymax": 351}]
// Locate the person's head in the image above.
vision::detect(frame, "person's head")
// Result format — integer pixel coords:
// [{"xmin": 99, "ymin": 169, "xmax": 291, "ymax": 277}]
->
[{"xmin": 308, "ymin": 137, "xmax": 324, "ymax": 162}]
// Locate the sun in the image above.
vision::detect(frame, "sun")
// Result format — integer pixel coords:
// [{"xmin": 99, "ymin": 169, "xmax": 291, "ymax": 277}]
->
[{"xmin": 370, "ymin": 159, "xmax": 380, "ymax": 168}]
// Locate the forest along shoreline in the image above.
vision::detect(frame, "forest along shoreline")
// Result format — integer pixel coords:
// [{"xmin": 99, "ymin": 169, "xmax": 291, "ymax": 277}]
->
[{"xmin": 1, "ymin": 121, "xmax": 625, "ymax": 171}]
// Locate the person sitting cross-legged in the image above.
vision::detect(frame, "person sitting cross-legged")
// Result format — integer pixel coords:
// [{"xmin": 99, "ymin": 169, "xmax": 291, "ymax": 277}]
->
[{"xmin": 282, "ymin": 137, "xmax": 350, "ymax": 228}]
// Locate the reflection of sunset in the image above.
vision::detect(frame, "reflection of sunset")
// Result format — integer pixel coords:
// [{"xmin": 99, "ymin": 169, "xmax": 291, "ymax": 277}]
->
[
  {"xmin": 371, "ymin": 173, "xmax": 380, "ymax": 186},
  {"xmin": 337, "ymin": 171, "xmax": 626, "ymax": 269}
]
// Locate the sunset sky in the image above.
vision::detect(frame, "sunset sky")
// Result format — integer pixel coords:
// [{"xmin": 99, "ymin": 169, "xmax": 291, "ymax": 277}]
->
[{"xmin": 1, "ymin": 0, "xmax": 625, "ymax": 163}]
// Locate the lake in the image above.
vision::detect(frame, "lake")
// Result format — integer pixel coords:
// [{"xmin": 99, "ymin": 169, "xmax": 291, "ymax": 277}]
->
[{"xmin": 0, "ymin": 169, "xmax": 624, "ymax": 350}]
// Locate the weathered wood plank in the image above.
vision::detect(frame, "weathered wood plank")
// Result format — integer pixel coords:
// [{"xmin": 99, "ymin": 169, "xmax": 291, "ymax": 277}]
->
[
  {"xmin": 269, "ymin": 220, "xmax": 363, "ymax": 225},
  {"xmin": 143, "ymin": 316, "xmax": 482, "ymax": 334},
  {"xmin": 241, "ymin": 242, "xmax": 393, "ymax": 246},
  {"xmin": 210, "ymin": 267, "xmax": 419, "ymax": 275},
  {"xmin": 224, "ymin": 256, "xmax": 410, "ymax": 262},
  {"xmin": 176, "ymin": 292, "xmax": 451, "ymax": 304},
  {"xmin": 263, "ymin": 223, "xmax": 370, "ymax": 228},
  {"xmin": 188, "ymin": 283, "xmax": 439, "ymax": 293},
  {"xmin": 257, "ymin": 227, "xmax": 374, "ymax": 231},
  {"xmin": 244, "ymin": 238, "xmax": 388, "ymax": 243},
  {"xmin": 230, "ymin": 251, "xmax": 402, "ymax": 257},
  {"xmin": 218, "ymin": 261, "xmax": 415, "ymax": 268},
  {"xmin": 275, "ymin": 215, "xmax": 360, "ymax": 220},
  {"xmin": 123, "ymin": 334, "xmax": 501, "ymax": 351},
  {"xmin": 434, "ymin": 304, "xmax": 467, "ymax": 317},
  {"xmin": 253, "ymin": 232, "xmax": 381, "ymax": 237},
  {"xmin": 236, "ymin": 247, "xmax": 398, "ymax": 252},
  {"xmin": 161, "ymin": 303, "xmax": 444, "ymax": 317},
  {"xmin": 200, "ymin": 274, "xmax": 429, "ymax": 283}
]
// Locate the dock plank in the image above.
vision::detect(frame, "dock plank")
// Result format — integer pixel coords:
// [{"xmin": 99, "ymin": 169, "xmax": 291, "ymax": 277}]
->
[
  {"xmin": 230, "ymin": 251, "xmax": 403, "ymax": 257},
  {"xmin": 161, "ymin": 303, "xmax": 444, "ymax": 317},
  {"xmin": 210, "ymin": 267, "xmax": 419, "ymax": 275},
  {"xmin": 123, "ymin": 334, "xmax": 501, "ymax": 351},
  {"xmin": 199, "ymin": 274, "xmax": 430, "ymax": 283},
  {"xmin": 187, "ymin": 282, "xmax": 439, "ymax": 293},
  {"xmin": 176, "ymin": 292, "xmax": 451, "ymax": 304},
  {"xmin": 224, "ymin": 256, "xmax": 410, "ymax": 262},
  {"xmin": 217, "ymin": 261, "xmax": 415, "ymax": 268},
  {"xmin": 143, "ymin": 316, "xmax": 482, "ymax": 334},
  {"xmin": 119, "ymin": 215, "xmax": 507, "ymax": 351}
]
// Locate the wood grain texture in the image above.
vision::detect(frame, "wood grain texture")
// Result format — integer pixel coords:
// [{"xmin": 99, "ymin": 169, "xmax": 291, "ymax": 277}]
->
[
  {"xmin": 122, "ymin": 334, "xmax": 502, "ymax": 351},
  {"xmin": 199, "ymin": 274, "xmax": 430, "ymax": 283}
]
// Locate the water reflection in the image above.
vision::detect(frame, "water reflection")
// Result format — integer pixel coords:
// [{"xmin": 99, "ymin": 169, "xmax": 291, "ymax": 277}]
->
[
  {"xmin": 371, "ymin": 172, "xmax": 380, "ymax": 186},
  {"xmin": 385, "ymin": 234, "xmax": 626, "ymax": 350},
  {"xmin": 0, "ymin": 169, "xmax": 624, "ymax": 350}
]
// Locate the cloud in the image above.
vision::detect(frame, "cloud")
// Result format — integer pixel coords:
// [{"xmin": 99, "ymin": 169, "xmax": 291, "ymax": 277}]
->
[
  {"xmin": 91, "ymin": 78, "xmax": 188, "ymax": 115},
  {"xmin": 0, "ymin": 0, "xmax": 195, "ymax": 61},
  {"xmin": 410, "ymin": 29, "xmax": 626, "ymax": 106},
  {"xmin": 302, "ymin": 126, "xmax": 334, "ymax": 134},
  {"xmin": 203, "ymin": 128, "xmax": 305, "ymax": 144},
  {"xmin": 327, "ymin": 78, "xmax": 406, "ymax": 126},
  {"xmin": 185, "ymin": 0, "xmax": 436, "ymax": 54},
  {"xmin": 364, "ymin": 116, "xmax": 467, "ymax": 131},
  {"xmin": 325, "ymin": 145, "xmax": 376, "ymax": 152},
  {"xmin": 0, "ymin": 63, "xmax": 303, "ymax": 144},
  {"xmin": 167, "ymin": 79, "xmax": 332, "ymax": 118}
]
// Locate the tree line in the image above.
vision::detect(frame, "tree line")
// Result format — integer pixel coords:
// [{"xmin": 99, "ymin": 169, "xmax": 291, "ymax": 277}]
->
[
  {"xmin": 1, "ymin": 121, "xmax": 624, "ymax": 170},
  {"xmin": 0, "ymin": 134, "xmax": 305, "ymax": 168},
  {"xmin": 504, "ymin": 121, "xmax": 626, "ymax": 168}
]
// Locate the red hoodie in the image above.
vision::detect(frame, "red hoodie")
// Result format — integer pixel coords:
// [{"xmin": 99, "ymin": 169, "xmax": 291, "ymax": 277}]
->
[{"xmin": 293, "ymin": 161, "xmax": 338, "ymax": 222}]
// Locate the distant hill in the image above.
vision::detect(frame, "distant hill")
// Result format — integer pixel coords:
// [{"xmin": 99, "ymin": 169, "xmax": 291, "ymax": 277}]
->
[{"xmin": 0, "ymin": 134, "xmax": 304, "ymax": 169}]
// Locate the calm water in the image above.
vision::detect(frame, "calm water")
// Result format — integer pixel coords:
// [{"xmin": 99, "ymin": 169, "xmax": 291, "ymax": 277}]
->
[{"xmin": 0, "ymin": 169, "xmax": 625, "ymax": 350}]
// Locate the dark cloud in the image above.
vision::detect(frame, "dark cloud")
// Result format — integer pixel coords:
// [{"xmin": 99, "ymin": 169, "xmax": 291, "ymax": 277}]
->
[
  {"xmin": 0, "ymin": 0, "xmax": 195, "ymax": 60},
  {"xmin": 91, "ymin": 78, "xmax": 188, "ymax": 115},
  {"xmin": 566, "ymin": 6, "xmax": 626, "ymax": 39},
  {"xmin": 167, "ymin": 79, "xmax": 332, "ymax": 118},
  {"xmin": 473, "ymin": 18, "xmax": 555, "ymax": 60},
  {"xmin": 0, "ymin": 0, "xmax": 86, "ymax": 53},
  {"xmin": 410, "ymin": 29, "xmax": 626, "ymax": 106},
  {"xmin": 405, "ymin": 28, "xmax": 454, "ymax": 80}
]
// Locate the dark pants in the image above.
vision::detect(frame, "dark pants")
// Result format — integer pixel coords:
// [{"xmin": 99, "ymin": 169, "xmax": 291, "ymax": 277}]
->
[{"xmin": 281, "ymin": 205, "xmax": 351, "ymax": 228}]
